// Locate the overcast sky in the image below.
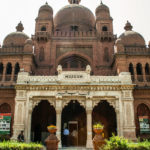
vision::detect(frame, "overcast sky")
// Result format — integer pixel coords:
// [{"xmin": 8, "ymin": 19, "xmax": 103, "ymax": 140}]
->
[{"xmin": 0, "ymin": 0, "xmax": 150, "ymax": 45}]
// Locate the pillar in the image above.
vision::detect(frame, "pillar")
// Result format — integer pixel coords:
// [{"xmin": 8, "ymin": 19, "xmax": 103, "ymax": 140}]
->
[
  {"xmin": 133, "ymin": 67, "xmax": 137, "ymax": 82},
  {"xmin": 86, "ymin": 109, "xmax": 93, "ymax": 148},
  {"xmin": 11, "ymin": 64, "xmax": 15, "ymax": 82},
  {"xmin": 56, "ymin": 99, "xmax": 62, "ymax": 148},
  {"xmin": 2, "ymin": 64, "xmax": 6, "ymax": 81},
  {"xmin": 86, "ymin": 99, "xmax": 93, "ymax": 148},
  {"xmin": 142, "ymin": 66, "xmax": 146, "ymax": 82}
]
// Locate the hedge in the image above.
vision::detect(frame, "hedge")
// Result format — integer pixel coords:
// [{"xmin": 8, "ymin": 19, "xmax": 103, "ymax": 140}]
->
[
  {"xmin": 0, "ymin": 141, "xmax": 43, "ymax": 150},
  {"xmin": 102, "ymin": 135, "xmax": 150, "ymax": 150}
]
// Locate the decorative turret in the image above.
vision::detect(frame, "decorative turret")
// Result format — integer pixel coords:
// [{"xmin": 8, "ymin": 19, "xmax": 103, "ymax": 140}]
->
[
  {"xmin": 68, "ymin": 0, "xmax": 81, "ymax": 4},
  {"xmin": 16, "ymin": 21, "xmax": 24, "ymax": 32},
  {"xmin": 34, "ymin": 2, "xmax": 53, "ymax": 42},
  {"xmin": 95, "ymin": 1, "xmax": 114, "ymax": 41},
  {"xmin": 124, "ymin": 21, "xmax": 133, "ymax": 31}
]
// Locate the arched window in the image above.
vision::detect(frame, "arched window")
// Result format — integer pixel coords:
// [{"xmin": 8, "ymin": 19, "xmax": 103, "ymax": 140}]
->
[
  {"xmin": 39, "ymin": 47, "xmax": 45, "ymax": 62},
  {"xmin": 71, "ymin": 26, "xmax": 78, "ymax": 31},
  {"xmin": 129, "ymin": 63, "xmax": 134, "ymax": 81},
  {"xmin": 0, "ymin": 103, "xmax": 11, "ymax": 113},
  {"xmin": 41, "ymin": 26, "xmax": 46, "ymax": 31},
  {"xmin": 137, "ymin": 104, "xmax": 150, "ymax": 135},
  {"xmin": 60, "ymin": 55, "xmax": 89, "ymax": 71},
  {"xmin": 103, "ymin": 48, "xmax": 109, "ymax": 62},
  {"xmin": 0, "ymin": 63, "xmax": 3, "ymax": 75},
  {"xmin": 14, "ymin": 63, "xmax": 20, "ymax": 75},
  {"xmin": 145, "ymin": 63, "xmax": 150, "ymax": 82},
  {"xmin": 6, "ymin": 63, "xmax": 12, "ymax": 75},
  {"xmin": 102, "ymin": 26, "xmax": 108, "ymax": 32},
  {"xmin": 136, "ymin": 63, "xmax": 143, "ymax": 82}
]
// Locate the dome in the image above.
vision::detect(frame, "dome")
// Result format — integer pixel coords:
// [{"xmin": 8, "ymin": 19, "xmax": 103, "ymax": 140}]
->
[
  {"xmin": 54, "ymin": 4, "xmax": 95, "ymax": 31},
  {"xmin": 119, "ymin": 21, "xmax": 145, "ymax": 46},
  {"xmin": 39, "ymin": 2, "xmax": 53, "ymax": 14},
  {"xmin": 38, "ymin": 2, "xmax": 53, "ymax": 20},
  {"xmin": 3, "ymin": 22, "xmax": 29, "ymax": 47},
  {"xmin": 96, "ymin": 2, "xmax": 109, "ymax": 14}
]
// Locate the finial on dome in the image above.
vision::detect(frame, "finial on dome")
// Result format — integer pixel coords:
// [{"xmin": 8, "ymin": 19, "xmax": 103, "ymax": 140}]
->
[
  {"xmin": 68, "ymin": 0, "xmax": 81, "ymax": 4},
  {"xmin": 16, "ymin": 21, "xmax": 24, "ymax": 32},
  {"xmin": 100, "ymin": 0, "xmax": 103, "ymax": 4},
  {"xmin": 124, "ymin": 21, "xmax": 133, "ymax": 31},
  {"xmin": 45, "ymin": 2, "xmax": 48, "ymax": 5}
]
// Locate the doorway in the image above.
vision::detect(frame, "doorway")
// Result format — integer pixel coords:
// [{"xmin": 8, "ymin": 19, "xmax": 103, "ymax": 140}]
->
[
  {"xmin": 31, "ymin": 100, "xmax": 56, "ymax": 143},
  {"xmin": 61, "ymin": 100, "xmax": 87, "ymax": 147},
  {"xmin": 92, "ymin": 100, "xmax": 117, "ymax": 139}
]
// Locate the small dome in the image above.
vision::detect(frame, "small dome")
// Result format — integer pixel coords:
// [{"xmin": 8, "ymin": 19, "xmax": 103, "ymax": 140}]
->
[
  {"xmin": 3, "ymin": 22, "xmax": 29, "ymax": 47},
  {"xmin": 115, "ymin": 38, "xmax": 122, "ymax": 45},
  {"xmin": 38, "ymin": 2, "xmax": 53, "ymax": 19},
  {"xmin": 54, "ymin": 4, "xmax": 95, "ymax": 31},
  {"xmin": 95, "ymin": 2, "xmax": 110, "ymax": 19},
  {"xmin": 119, "ymin": 21, "xmax": 145, "ymax": 46},
  {"xmin": 25, "ymin": 39, "xmax": 32, "ymax": 45}
]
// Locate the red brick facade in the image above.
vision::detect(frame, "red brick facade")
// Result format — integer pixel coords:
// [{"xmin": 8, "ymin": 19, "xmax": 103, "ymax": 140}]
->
[{"xmin": 0, "ymin": 1, "xmax": 150, "ymax": 139}]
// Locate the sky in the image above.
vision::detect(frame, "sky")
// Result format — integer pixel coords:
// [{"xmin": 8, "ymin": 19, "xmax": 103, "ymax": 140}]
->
[{"xmin": 0, "ymin": 0, "xmax": 150, "ymax": 45}]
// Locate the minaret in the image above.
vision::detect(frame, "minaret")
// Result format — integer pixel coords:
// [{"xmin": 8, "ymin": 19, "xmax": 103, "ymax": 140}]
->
[{"xmin": 68, "ymin": 0, "xmax": 81, "ymax": 4}]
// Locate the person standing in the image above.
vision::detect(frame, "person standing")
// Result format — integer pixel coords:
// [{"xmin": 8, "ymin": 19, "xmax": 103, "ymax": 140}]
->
[
  {"xmin": 17, "ymin": 131, "xmax": 24, "ymax": 142},
  {"xmin": 63, "ymin": 127, "xmax": 69, "ymax": 147}
]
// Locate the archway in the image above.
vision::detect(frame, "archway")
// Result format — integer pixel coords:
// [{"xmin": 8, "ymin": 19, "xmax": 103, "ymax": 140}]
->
[
  {"xmin": 61, "ymin": 100, "xmax": 87, "ymax": 147},
  {"xmin": 31, "ymin": 100, "xmax": 56, "ymax": 143},
  {"xmin": 92, "ymin": 100, "xmax": 117, "ymax": 139}
]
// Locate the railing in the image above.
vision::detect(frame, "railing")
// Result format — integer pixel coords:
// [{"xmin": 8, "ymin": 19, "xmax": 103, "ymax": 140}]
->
[
  {"xmin": 5, "ymin": 75, "xmax": 11, "ymax": 81},
  {"xmin": 137, "ymin": 75, "xmax": 143, "ymax": 82},
  {"xmin": 53, "ymin": 31, "xmax": 96, "ymax": 37},
  {"xmin": 99, "ymin": 31, "xmax": 117, "ymax": 41},
  {"xmin": 131, "ymin": 75, "xmax": 135, "ymax": 82},
  {"xmin": 146, "ymin": 75, "xmax": 150, "ymax": 82},
  {"xmin": 0, "ymin": 46, "xmax": 24, "ymax": 54},
  {"xmin": 33, "ymin": 31, "xmax": 50, "ymax": 41},
  {"xmin": 0, "ymin": 75, "xmax": 2, "ymax": 81},
  {"xmin": 124, "ymin": 46, "xmax": 149, "ymax": 54}
]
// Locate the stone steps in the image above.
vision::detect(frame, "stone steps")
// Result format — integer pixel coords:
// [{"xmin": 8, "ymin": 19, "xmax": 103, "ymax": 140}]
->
[{"xmin": 59, "ymin": 147, "xmax": 93, "ymax": 150}]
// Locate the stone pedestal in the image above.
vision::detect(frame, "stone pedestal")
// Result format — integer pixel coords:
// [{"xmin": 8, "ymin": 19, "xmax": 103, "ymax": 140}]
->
[
  {"xmin": 93, "ymin": 133, "xmax": 105, "ymax": 150},
  {"xmin": 45, "ymin": 134, "xmax": 59, "ymax": 150}
]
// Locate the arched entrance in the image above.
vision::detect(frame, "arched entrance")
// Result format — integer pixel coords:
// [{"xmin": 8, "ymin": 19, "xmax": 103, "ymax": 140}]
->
[
  {"xmin": 31, "ymin": 100, "xmax": 56, "ymax": 143},
  {"xmin": 61, "ymin": 100, "xmax": 87, "ymax": 147},
  {"xmin": 92, "ymin": 100, "xmax": 117, "ymax": 138}
]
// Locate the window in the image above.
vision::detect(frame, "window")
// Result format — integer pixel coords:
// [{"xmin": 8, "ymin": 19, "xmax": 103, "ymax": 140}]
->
[
  {"xmin": 14, "ymin": 63, "xmax": 20, "ymax": 75},
  {"xmin": 39, "ymin": 47, "xmax": 45, "ymax": 62},
  {"xmin": 102, "ymin": 26, "xmax": 108, "ymax": 31},
  {"xmin": 104, "ymin": 48, "xmax": 109, "ymax": 62},
  {"xmin": 0, "ymin": 63, "xmax": 3, "ymax": 74},
  {"xmin": 6, "ymin": 63, "xmax": 12, "ymax": 75},
  {"xmin": 145, "ymin": 63, "xmax": 150, "ymax": 75},
  {"xmin": 0, "ymin": 103, "xmax": 11, "ymax": 113},
  {"xmin": 41, "ymin": 26, "xmax": 46, "ymax": 31},
  {"xmin": 136, "ymin": 63, "xmax": 143, "ymax": 75},
  {"xmin": 129, "ymin": 63, "xmax": 134, "ymax": 75},
  {"xmin": 71, "ymin": 26, "xmax": 78, "ymax": 31}
]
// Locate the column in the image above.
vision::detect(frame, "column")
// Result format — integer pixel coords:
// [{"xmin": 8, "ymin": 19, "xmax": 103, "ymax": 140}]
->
[
  {"xmin": 56, "ymin": 99, "xmax": 62, "ymax": 148},
  {"xmin": 11, "ymin": 64, "xmax": 15, "ymax": 82},
  {"xmin": 86, "ymin": 109, "xmax": 93, "ymax": 148},
  {"xmin": 142, "ymin": 66, "xmax": 146, "ymax": 82},
  {"xmin": 2, "ymin": 64, "xmax": 6, "ymax": 81},
  {"xmin": 133, "ymin": 67, "xmax": 137, "ymax": 82}
]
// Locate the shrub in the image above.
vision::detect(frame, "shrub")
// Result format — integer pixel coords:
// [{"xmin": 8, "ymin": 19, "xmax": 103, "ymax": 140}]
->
[
  {"xmin": 102, "ymin": 135, "xmax": 150, "ymax": 150},
  {"xmin": 0, "ymin": 141, "xmax": 43, "ymax": 150}
]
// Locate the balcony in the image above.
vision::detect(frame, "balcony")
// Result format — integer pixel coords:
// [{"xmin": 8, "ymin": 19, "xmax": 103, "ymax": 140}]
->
[
  {"xmin": 99, "ymin": 32, "xmax": 117, "ymax": 42},
  {"xmin": 33, "ymin": 31, "xmax": 50, "ymax": 42}
]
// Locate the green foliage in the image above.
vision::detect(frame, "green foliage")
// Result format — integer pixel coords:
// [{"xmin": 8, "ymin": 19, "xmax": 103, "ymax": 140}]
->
[
  {"xmin": 102, "ymin": 135, "xmax": 150, "ymax": 150},
  {"xmin": 0, "ymin": 141, "xmax": 43, "ymax": 150}
]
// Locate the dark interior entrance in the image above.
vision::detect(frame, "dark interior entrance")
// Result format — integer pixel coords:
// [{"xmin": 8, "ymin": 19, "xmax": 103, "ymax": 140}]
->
[
  {"xmin": 31, "ymin": 100, "xmax": 56, "ymax": 143},
  {"xmin": 92, "ymin": 100, "xmax": 117, "ymax": 139},
  {"xmin": 61, "ymin": 100, "xmax": 87, "ymax": 147}
]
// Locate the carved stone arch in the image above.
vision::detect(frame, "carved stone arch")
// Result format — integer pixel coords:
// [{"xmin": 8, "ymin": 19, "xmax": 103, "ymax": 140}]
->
[
  {"xmin": 93, "ymin": 99, "xmax": 116, "ymax": 110},
  {"xmin": 62, "ymin": 99, "xmax": 86, "ymax": 109}
]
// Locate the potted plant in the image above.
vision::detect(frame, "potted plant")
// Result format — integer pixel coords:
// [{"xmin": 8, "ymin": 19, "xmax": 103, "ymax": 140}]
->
[
  {"xmin": 47, "ymin": 125, "xmax": 57, "ymax": 134},
  {"xmin": 93, "ymin": 122, "xmax": 104, "ymax": 134}
]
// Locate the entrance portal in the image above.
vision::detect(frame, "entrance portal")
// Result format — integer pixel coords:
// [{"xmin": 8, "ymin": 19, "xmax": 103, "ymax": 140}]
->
[
  {"xmin": 92, "ymin": 100, "xmax": 117, "ymax": 138},
  {"xmin": 31, "ymin": 100, "xmax": 56, "ymax": 143},
  {"xmin": 61, "ymin": 100, "xmax": 87, "ymax": 147}
]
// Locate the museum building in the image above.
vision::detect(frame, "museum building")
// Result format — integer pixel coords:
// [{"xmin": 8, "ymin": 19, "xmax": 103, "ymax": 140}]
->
[{"xmin": 0, "ymin": 0, "xmax": 150, "ymax": 148}]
